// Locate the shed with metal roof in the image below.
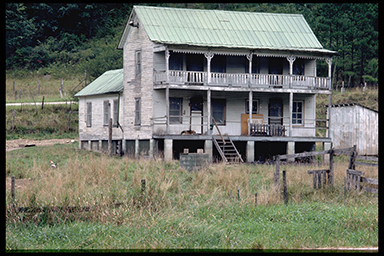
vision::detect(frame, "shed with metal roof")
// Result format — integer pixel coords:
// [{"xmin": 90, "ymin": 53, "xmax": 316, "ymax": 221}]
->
[{"xmin": 329, "ymin": 103, "xmax": 378, "ymax": 156}]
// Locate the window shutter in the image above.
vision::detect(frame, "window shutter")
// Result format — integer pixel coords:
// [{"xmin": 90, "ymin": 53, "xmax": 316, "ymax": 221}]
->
[
  {"xmin": 113, "ymin": 99, "xmax": 118, "ymax": 126},
  {"xmin": 86, "ymin": 102, "xmax": 92, "ymax": 127},
  {"xmin": 135, "ymin": 98, "xmax": 141, "ymax": 126},
  {"xmin": 104, "ymin": 101, "xmax": 110, "ymax": 126}
]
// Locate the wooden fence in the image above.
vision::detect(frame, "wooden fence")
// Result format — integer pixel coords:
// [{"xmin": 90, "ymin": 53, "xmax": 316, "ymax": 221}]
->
[
  {"xmin": 345, "ymin": 169, "xmax": 378, "ymax": 194},
  {"xmin": 274, "ymin": 146, "xmax": 356, "ymax": 190}
]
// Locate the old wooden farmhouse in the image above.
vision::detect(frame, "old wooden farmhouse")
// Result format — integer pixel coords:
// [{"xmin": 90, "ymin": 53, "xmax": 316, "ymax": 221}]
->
[{"xmin": 75, "ymin": 5, "xmax": 338, "ymax": 162}]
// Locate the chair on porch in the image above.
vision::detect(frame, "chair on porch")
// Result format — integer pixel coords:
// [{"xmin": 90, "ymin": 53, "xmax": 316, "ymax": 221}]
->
[{"xmin": 248, "ymin": 114, "xmax": 266, "ymax": 136}]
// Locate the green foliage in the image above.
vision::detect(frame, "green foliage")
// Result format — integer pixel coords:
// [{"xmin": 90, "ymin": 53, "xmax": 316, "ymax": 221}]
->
[{"xmin": 6, "ymin": 3, "xmax": 378, "ymax": 85}]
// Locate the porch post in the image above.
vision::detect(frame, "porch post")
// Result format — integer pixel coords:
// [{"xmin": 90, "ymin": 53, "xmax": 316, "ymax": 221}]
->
[
  {"xmin": 248, "ymin": 90, "xmax": 253, "ymax": 135},
  {"xmin": 246, "ymin": 51, "xmax": 253, "ymax": 87},
  {"xmin": 166, "ymin": 85, "xmax": 170, "ymax": 134},
  {"xmin": 165, "ymin": 48, "xmax": 170, "ymax": 83},
  {"xmin": 289, "ymin": 91, "xmax": 293, "ymax": 137},
  {"xmin": 325, "ymin": 57, "xmax": 333, "ymax": 137},
  {"xmin": 207, "ymin": 88, "xmax": 211, "ymax": 135},
  {"xmin": 286, "ymin": 55, "xmax": 296, "ymax": 88},
  {"xmin": 204, "ymin": 50, "xmax": 214, "ymax": 85}
]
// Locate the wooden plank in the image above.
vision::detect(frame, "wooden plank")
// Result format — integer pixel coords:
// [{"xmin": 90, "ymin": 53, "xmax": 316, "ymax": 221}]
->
[
  {"xmin": 313, "ymin": 171, "xmax": 316, "ymax": 189},
  {"xmin": 363, "ymin": 187, "xmax": 378, "ymax": 194},
  {"xmin": 308, "ymin": 169, "xmax": 330, "ymax": 174},
  {"xmin": 355, "ymin": 162, "xmax": 378, "ymax": 167},
  {"xmin": 356, "ymin": 155, "xmax": 378, "ymax": 161},
  {"xmin": 361, "ymin": 177, "xmax": 378, "ymax": 185},
  {"xmin": 346, "ymin": 169, "xmax": 365, "ymax": 176}
]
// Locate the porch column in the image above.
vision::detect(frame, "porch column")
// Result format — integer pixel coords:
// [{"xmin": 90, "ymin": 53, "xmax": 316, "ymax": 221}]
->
[
  {"xmin": 207, "ymin": 89, "xmax": 211, "ymax": 135},
  {"xmin": 165, "ymin": 48, "xmax": 170, "ymax": 83},
  {"xmin": 325, "ymin": 57, "xmax": 333, "ymax": 138},
  {"xmin": 164, "ymin": 139, "xmax": 173, "ymax": 162},
  {"xmin": 135, "ymin": 139, "xmax": 139, "ymax": 158},
  {"xmin": 204, "ymin": 140, "xmax": 213, "ymax": 162},
  {"xmin": 165, "ymin": 85, "xmax": 169, "ymax": 134},
  {"xmin": 246, "ymin": 51, "xmax": 253, "ymax": 87},
  {"xmin": 248, "ymin": 90, "xmax": 253, "ymax": 135},
  {"xmin": 246, "ymin": 141, "xmax": 255, "ymax": 163},
  {"xmin": 286, "ymin": 55, "xmax": 296, "ymax": 88},
  {"xmin": 289, "ymin": 91, "xmax": 293, "ymax": 137},
  {"xmin": 287, "ymin": 141, "xmax": 295, "ymax": 162},
  {"xmin": 204, "ymin": 50, "xmax": 214, "ymax": 85}
]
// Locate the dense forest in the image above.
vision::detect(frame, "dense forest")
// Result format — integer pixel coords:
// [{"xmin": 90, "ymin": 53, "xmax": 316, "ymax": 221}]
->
[{"xmin": 6, "ymin": 3, "xmax": 378, "ymax": 86}]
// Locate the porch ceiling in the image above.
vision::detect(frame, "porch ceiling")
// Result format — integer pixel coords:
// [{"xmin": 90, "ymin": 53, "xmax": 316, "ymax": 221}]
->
[{"xmin": 152, "ymin": 134, "xmax": 331, "ymax": 143}]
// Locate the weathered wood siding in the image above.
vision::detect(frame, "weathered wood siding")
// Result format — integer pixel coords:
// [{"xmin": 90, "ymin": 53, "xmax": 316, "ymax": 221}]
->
[
  {"xmin": 122, "ymin": 16, "xmax": 154, "ymax": 140},
  {"xmin": 330, "ymin": 105, "xmax": 378, "ymax": 155},
  {"xmin": 78, "ymin": 94, "xmax": 123, "ymax": 141},
  {"xmin": 153, "ymin": 90, "xmax": 316, "ymax": 137}
]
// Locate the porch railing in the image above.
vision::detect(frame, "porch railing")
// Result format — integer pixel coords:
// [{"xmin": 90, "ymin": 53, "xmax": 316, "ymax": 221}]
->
[{"xmin": 154, "ymin": 70, "xmax": 330, "ymax": 90}]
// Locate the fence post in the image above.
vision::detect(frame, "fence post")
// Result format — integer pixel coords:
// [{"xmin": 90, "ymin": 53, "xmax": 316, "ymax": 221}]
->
[
  {"xmin": 41, "ymin": 96, "xmax": 45, "ymax": 109},
  {"xmin": 275, "ymin": 155, "xmax": 280, "ymax": 191},
  {"xmin": 11, "ymin": 110, "xmax": 15, "ymax": 131},
  {"xmin": 283, "ymin": 170, "xmax": 288, "ymax": 205},
  {"xmin": 254, "ymin": 193, "xmax": 257, "ymax": 207},
  {"xmin": 11, "ymin": 176, "xmax": 15, "ymax": 203},
  {"xmin": 329, "ymin": 147, "xmax": 334, "ymax": 185}
]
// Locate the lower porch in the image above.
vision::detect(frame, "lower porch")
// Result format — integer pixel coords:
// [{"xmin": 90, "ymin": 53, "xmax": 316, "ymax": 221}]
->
[{"xmin": 152, "ymin": 135, "xmax": 332, "ymax": 163}]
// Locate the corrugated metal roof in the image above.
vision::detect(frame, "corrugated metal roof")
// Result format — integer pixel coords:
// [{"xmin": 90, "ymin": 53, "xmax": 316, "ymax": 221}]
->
[
  {"xmin": 74, "ymin": 69, "xmax": 123, "ymax": 97},
  {"xmin": 123, "ymin": 5, "xmax": 332, "ymax": 52}
]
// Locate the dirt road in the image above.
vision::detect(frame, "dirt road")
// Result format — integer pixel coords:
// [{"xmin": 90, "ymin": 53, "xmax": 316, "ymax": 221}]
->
[{"xmin": 6, "ymin": 138, "xmax": 77, "ymax": 152}]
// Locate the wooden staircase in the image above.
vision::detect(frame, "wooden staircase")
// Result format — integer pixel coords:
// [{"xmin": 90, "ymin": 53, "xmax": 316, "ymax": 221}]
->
[
  {"xmin": 211, "ymin": 116, "xmax": 244, "ymax": 163},
  {"xmin": 212, "ymin": 135, "xmax": 243, "ymax": 163}
]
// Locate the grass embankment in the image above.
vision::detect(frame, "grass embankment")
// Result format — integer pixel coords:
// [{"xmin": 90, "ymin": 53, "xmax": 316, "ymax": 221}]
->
[
  {"xmin": 6, "ymin": 104, "xmax": 78, "ymax": 140},
  {"xmin": 6, "ymin": 143, "xmax": 378, "ymax": 250}
]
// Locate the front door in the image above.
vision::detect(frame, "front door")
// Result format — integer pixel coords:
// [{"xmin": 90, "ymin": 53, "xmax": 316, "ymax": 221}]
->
[
  {"xmin": 269, "ymin": 99, "xmax": 283, "ymax": 125},
  {"xmin": 190, "ymin": 96, "xmax": 203, "ymax": 134}
]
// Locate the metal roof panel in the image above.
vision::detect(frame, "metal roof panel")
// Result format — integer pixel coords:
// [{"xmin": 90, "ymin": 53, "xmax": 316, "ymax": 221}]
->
[{"xmin": 74, "ymin": 69, "xmax": 123, "ymax": 97}]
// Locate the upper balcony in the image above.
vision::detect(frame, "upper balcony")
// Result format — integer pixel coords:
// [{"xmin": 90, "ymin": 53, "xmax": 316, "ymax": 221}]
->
[{"xmin": 154, "ymin": 70, "xmax": 331, "ymax": 91}]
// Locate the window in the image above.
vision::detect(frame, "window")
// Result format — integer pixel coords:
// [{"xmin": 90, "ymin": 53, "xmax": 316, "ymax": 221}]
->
[
  {"xmin": 104, "ymin": 101, "xmax": 110, "ymax": 126},
  {"xmin": 86, "ymin": 102, "xmax": 92, "ymax": 127},
  {"xmin": 169, "ymin": 53, "xmax": 183, "ymax": 70},
  {"xmin": 212, "ymin": 99, "xmax": 226, "ymax": 125},
  {"xmin": 292, "ymin": 101, "xmax": 303, "ymax": 125},
  {"xmin": 269, "ymin": 58, "xmax": 283, "ymax": 74},
  {"xmin": 169, "ymin": 97, "xmax": 183, "ymax": 124},
  {"xmin": 113, "ymin": 99, "xmax": 118, "ymax": 127},
  {"xmin": 211, "ymin": 55, "xmax": 226, "ymax": 73},
  {"xmin": 293, "ymin": 59, "xmax": 305, "ymax": 76},
  {"xmin": 134, "ymin": 97, "xmax": 141, "ymax": 126},
  {"xmin": 136, "ymin": 50, "xmax": 141, "ymax": 76},
  {"xmin": 245, "ymin": 100, "xmax": 259, "ymax": 114}
]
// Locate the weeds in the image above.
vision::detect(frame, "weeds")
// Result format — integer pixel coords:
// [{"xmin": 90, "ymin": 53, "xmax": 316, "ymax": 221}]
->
[{"xmin": 6, "ymin": 144, "xmax": 378, "ymax": 249}]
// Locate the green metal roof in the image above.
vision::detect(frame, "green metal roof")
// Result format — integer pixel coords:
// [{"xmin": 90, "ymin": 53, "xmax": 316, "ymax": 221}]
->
[
  {"xmin": 74, "ymin": 69, "xmax": 123, "ymax": 97},
  {"xmin": 119, "ymin": 6, "xmax": 336, "ymax": 54}
]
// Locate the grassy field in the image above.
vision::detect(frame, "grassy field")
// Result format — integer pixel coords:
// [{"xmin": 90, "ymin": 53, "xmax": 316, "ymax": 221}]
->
[
  {"xmin": 6, "ymin": 143, "xmax": 378, "ymax": 250},
  {"xmin": 6, "ymin": 104, "xmax": 78, "ymax": 140}
]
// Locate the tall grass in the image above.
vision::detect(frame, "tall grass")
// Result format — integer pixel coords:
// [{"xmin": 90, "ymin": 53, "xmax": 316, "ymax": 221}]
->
[
  {"xmin": 6, "ymin": 104, "xmax": 78, "ymax": 140},
  {"xmin": 6, "ymin": 144, "xmax": 378, "ymax": 249}
]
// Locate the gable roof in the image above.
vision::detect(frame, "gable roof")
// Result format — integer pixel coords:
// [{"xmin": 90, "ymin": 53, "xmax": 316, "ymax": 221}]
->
[
  {"xmin": 74, "ymin": 69, "xmax": 123, "ymax": 97},
  {"xmin": 118, "ymin": 5, "xmax": 337, "ymax": 55}
]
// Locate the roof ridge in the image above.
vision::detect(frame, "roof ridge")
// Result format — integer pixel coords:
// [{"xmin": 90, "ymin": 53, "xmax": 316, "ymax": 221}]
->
[{"xmin": 133, "ymin": 5, "xmax": 304, "ymax": 17}]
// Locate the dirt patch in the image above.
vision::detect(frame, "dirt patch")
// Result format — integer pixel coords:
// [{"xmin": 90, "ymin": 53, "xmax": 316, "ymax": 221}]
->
[{"xmin": 6, "ymin": 138, "xmax": 77, "ymax": 152}]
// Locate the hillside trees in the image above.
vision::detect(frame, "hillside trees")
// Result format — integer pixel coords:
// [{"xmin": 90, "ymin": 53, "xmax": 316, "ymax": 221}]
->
[{"xmin": 6, "ymin": 3, "xmax": 378, "ymax": 86}]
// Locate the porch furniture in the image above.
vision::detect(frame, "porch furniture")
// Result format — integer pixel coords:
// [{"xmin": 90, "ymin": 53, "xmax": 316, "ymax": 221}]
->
[{"xmin": 249, "ymin": 123, "xmax": 286, "ymax": 136}]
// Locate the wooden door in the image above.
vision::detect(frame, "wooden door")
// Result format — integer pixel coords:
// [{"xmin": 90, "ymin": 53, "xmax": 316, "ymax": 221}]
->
[
  {"xmin": 269, "ymin": 99, "xmax": 283, "ymax": 125},
  {"xmin": 241, "ymin": 114, "xmax": 263, "ymax": 135},
  {"xmin": 190, "ymin": 96, "xmax": 203, "ymax": 134}
]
